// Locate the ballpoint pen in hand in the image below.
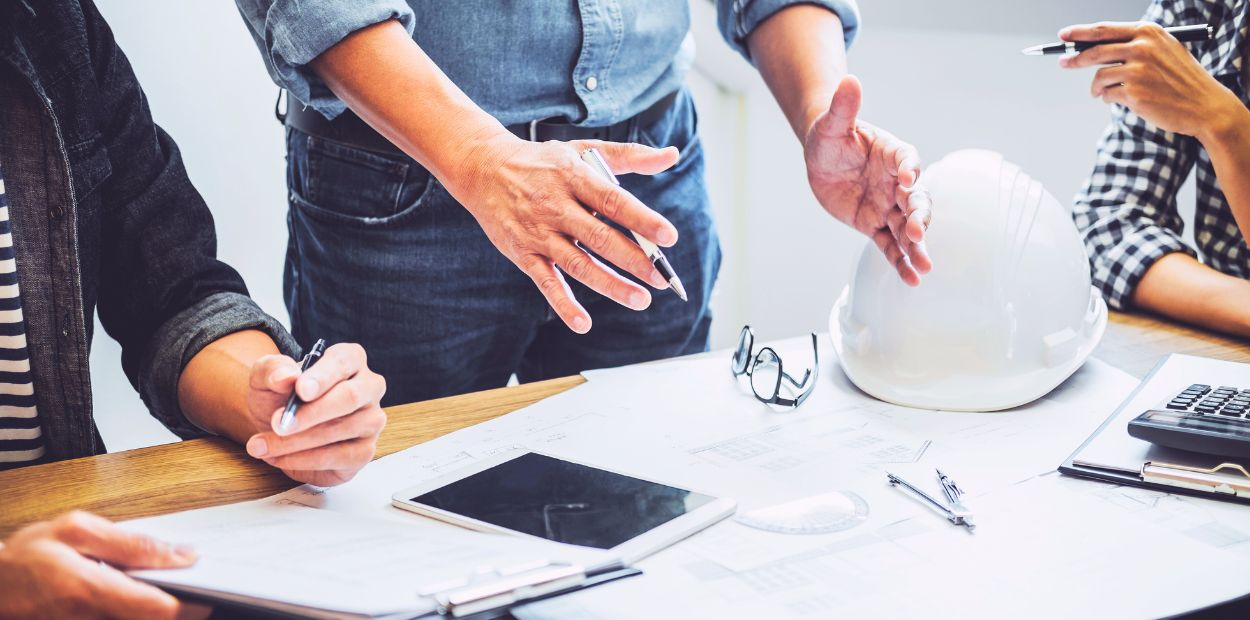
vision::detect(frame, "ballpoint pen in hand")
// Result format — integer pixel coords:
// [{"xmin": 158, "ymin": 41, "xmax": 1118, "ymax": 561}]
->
[
  {"xmin": 277, "ymin": 338, "xmax": 326, "ymax": 434},
  {"xmin": 1022, "ymin": 24, "xmax": 1212, "ymax": 55},
  {"xmin": 579, "ymin": 148, "xmax": 688, "ymax": 302}
]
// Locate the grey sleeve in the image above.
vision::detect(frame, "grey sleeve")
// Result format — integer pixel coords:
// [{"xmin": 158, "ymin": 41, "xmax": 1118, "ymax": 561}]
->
[{"xmin": 139, "ymin": 291, "xmax": 301, "ymax": 439}]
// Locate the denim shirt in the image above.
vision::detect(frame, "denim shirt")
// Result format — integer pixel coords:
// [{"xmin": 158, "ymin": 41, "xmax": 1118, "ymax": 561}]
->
[
  {"xmin": 235, "ymin": 0, "xmax": 861, "ymax": 125},
  {"xmin": 0, "ymin": 0, "xmax": 299, "ymax": 461}
]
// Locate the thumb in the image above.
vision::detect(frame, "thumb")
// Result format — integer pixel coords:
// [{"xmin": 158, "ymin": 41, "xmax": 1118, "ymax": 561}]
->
[
  {"xmin": 54, "ymin": 512, "xmax": 197, "ymax": 570},
  {"xmin": 817, "ymin": 74, "xmax": 863, "ymax": 137},
  {"xmin": 580, "ymin": 140, "xmax": 679, "ymax": 176}
]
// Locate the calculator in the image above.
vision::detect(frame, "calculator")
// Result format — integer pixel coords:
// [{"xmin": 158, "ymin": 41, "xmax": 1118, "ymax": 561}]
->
[{"xmin": 1127, "ymin": 384, "xmax": 1250, "ymax": 458}]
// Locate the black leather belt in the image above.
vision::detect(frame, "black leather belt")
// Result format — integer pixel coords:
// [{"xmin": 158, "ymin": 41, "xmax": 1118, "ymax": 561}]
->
[{"xmin": 281, "ymin": 90, "xmax": 679, "ymax": 157}]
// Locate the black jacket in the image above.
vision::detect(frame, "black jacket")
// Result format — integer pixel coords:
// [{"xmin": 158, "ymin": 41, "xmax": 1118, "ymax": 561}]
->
[{"xmin": 0, "ymin": 0, "xmax": 297, "ymax": 461}]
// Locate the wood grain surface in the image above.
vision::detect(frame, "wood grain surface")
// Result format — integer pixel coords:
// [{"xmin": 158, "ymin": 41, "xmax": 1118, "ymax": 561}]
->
[{"xmin": 0, "ymin": 311, "xmax": 1245, "ymax": 537}]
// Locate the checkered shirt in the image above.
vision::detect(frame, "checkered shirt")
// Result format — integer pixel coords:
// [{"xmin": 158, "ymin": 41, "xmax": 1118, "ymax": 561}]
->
[{"xmin": 1073, "ymin": 0, "xmax": 1250, "ymax": 310}]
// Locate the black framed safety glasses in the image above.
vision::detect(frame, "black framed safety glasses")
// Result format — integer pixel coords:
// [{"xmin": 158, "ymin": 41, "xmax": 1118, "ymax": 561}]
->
[{"xmin": 730, "ymin": 326, "xmax": 819, "ymax": 409}]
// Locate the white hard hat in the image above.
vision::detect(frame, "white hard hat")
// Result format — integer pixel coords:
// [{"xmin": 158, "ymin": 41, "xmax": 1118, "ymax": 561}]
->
[{"xmin": 830, "ymin": 149, "xmax": 1106, "ymax": 412}]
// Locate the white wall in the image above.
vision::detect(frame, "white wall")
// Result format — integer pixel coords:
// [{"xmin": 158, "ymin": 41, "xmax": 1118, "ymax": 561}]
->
[{"xmin": 90, "ymin": 0, "xmax": 1163, "ymax": 451}]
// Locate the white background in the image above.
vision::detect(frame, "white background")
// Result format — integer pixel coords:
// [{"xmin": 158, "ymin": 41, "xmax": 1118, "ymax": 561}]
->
[{"xmin": 91, "ymin": 0, "xmax": 1166, "ymax": 450}]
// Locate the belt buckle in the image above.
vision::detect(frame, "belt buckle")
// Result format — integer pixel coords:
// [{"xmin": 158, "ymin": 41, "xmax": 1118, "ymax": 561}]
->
[{"xmin": 528, "ymin": 120, "xmax": 539, "ymax": 142}]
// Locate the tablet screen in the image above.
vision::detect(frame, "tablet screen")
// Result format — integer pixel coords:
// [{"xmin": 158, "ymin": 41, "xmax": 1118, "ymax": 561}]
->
[{"xmin": 409, "ymin": 452, "xmax": 715, "ymax": 549}]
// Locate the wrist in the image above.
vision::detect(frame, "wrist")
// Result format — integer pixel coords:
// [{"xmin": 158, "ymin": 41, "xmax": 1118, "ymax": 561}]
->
[
  {"xmin": 1196, "ymin": 91, "xmax": 1249, "ymax": 147},
  {"xmin": 438, "ymin": 124, "xmax": 520, "ymax": 203}
]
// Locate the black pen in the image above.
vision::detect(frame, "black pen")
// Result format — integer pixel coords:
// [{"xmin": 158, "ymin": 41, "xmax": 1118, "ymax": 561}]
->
[
  {"xmin": 278, "ymin": 338, "xmax": 326, "ymax": 434},
  {"xmin": 1022, "ymin": 23, "xmax": 1212, "ymax": 55}
]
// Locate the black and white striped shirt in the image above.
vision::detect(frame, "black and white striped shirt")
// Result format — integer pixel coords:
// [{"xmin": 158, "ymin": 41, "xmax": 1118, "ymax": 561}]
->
[{"xmin": 0, "ymin": 159, "xmax": 43, "ymax": 467}]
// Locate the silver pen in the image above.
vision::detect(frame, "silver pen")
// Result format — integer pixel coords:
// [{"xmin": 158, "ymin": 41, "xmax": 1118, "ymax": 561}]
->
[
  {"xmin": 887, "ymin": 470, "xmax": 976, "ymax": 532},
  {"xmin": 579, "ymin": 148, "xmax": 688, "ymax": 302}
]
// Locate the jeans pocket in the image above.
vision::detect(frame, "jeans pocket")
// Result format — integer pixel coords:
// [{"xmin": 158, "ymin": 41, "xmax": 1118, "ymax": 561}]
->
[
  {"xmin": 290, "ymin": 133, "xmax": 437, "ymax": 228},
  {"xmin": 638, "ymin": 89, "xmax": 700, "ymax": 161}
]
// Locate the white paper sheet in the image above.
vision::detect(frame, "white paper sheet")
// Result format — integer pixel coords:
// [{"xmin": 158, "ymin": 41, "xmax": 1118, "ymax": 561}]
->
[{"xmin": 517, "ymin": 474, "xmax": 1250, "ymax": 620}]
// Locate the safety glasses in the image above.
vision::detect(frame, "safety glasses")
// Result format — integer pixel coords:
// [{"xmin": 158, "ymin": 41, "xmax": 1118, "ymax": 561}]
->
[{"xmin": 730, "ymin": 326, "xmax": 819, "ymax": 408}]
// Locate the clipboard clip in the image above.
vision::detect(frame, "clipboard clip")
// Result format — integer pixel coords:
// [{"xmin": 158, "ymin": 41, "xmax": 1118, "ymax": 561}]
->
[
  {"xmin": 425, "ymin": 561, "xmax": 591, "ymax": 618},
  {"xmin": 1141, "ymin": 461, "xmax": 1250, "ymax": 498}
]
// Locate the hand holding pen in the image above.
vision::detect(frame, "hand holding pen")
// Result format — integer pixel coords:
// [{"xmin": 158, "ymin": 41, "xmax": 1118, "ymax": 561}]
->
[
  {"xmin": 244, "ymin": 340, "xmax": 388, "ymax": 487},
  {"xmin": 1037, "ymin": 22, "xmax": 1230, "ymax": 140}
]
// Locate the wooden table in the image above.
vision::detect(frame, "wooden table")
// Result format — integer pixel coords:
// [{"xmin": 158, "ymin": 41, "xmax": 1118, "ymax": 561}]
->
[{"xmin": 2, "ymin": 311, "xmax": 1247, "ymax": 539}]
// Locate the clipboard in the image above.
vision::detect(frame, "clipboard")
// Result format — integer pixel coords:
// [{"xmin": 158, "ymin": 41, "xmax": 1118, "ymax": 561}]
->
[
  {"xmin": 152, "ymin": 560, "xmax": 640, "ymax": 620},
  {"xmin": 1059, "ymin": 354, "xmax": 1250, "ymax": 506}
]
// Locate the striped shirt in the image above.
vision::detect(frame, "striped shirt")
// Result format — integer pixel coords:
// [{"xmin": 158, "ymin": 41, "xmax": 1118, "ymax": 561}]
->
[{"xmin": 0, "ymin": 159, "xmax": 43, "ymax": 467}]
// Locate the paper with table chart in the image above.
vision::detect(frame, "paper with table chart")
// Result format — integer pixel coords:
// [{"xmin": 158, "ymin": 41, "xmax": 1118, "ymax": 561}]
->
[
  {"xmin": 122, "ymin": 499, "xmax": 615, "ymax": 619},
  {"xmin": 150, "ymin": 335, "xmax": 1250, "ymax": 617}
]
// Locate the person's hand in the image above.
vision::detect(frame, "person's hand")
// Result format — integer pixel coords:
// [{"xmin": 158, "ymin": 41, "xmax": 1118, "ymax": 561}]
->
[
  {"xmin": 450, "ymin": 136, "xmax": 682, "ymax": 333},
  {"xmin": 803, "ymin": 75, "xmax": 933, "ymax": 285},
  {"xmin": 1058, "ymin": 22, "xmax": 1243, "ymax": 141},
  {"xmin": 0, "ymin": 511, "xmax": 206, "ymax": 619},
  {"xmin": 245, "ymin": 343, "xmax": 387, "ymax": 486}
]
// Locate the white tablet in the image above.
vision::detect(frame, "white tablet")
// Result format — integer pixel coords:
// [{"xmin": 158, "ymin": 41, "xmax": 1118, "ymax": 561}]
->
[{"xmin": 392, "ymin": 451, "xmax": 736, "ymax": 564}]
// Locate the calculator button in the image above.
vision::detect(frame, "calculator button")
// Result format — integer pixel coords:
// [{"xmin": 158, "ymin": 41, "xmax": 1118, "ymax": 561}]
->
[
  {"xmin": 1167, "ymin": 402, "xmax": 1190, "ymax": 410},
  {"xmin": 1191, "ymin": 384, "xmax": 1211, "ymax": 390},
  {"xmin": 1200, "ymin": 399, "xmax": 1224, "ymax": 408},
  {"xmin": 1196, "ymin": 406, "xmax": 1218, "ymax": 414},
  {"xmin": 1219, "ymin": 408, "xmax": 1242, "ymax": 416}
]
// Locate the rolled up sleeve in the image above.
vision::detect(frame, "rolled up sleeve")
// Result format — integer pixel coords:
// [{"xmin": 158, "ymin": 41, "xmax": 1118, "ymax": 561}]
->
[
  {"xmin": 140, "ymin": 292, "xmax": 300, "ymax": 439},
  {"xmin": 716, "ymin": 0, "xmax": 861, "ymax": 62},
  {"xmin": 1073, "ymin": 104, "xmax": 1199, "ymax": 311},
  {"xmin": 235, "ymin": 0, "xmax": 416, "ymax": 119}
]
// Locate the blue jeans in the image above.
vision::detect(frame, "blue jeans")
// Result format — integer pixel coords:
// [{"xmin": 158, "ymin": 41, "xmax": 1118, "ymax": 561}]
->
[{"xmin": 284, "ymin": 90, "xmax": 721, "ymax": 406}]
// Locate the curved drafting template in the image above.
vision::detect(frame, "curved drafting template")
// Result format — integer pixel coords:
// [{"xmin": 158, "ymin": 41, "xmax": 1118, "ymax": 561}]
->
[{"xmin": 734, "ymin": 491, "xmax": 870, "ymax": 535}]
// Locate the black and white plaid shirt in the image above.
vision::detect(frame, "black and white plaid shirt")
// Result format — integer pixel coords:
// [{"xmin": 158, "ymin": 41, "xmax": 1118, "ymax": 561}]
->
[{"xmin": 1074, "ymin": 0, "xmax": 1250, "ymax": 310}]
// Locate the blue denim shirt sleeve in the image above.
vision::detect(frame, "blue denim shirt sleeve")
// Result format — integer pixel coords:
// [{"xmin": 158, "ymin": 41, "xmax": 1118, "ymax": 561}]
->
[
  {"xmin": 718, "ymin": 0, "xmax": 861, "ymax": 62},
  {"xmin": 141, "ymin": 292, "xmax": 301, "ymax": 439},
  {"xmin": 235, "ymin": 0, "xmax": 416, "ymax": 119}
]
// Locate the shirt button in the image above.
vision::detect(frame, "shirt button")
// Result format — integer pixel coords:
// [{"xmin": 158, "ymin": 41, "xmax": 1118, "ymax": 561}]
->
[{"xmin": 586, "ymin": 76, "xmax": 598, "ymax": 91}]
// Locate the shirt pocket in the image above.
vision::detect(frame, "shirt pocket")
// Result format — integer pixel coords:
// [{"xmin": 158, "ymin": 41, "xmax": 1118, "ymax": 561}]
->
[{"xmin": 293, "ymin": 135, "xmax": 436, "ymax": 228}]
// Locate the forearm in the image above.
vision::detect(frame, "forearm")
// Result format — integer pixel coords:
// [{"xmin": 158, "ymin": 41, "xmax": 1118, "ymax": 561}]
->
[
  {"xmin": 1197, "ymin": 100, "xmax": 1250, "ymax": 238},
  {"xmin": 746, "ymin": 5, "xmax": 847, "ymax": 140},
  {"xmin": 177, "ymin": 330, "xmax": 280, "ymax": 444},
  {"xmin": 1132, "ymin": 253, "xmax": 1250, "ymax": 338},
  {"xmin": 308, "ymin": 19, "xmax": 509, "ymax": 196}
]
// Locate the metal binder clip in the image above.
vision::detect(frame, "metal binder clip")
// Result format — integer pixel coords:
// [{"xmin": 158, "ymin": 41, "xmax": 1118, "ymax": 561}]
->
[
  {"xmin": 431, "ymin": 562, "xmax": 586, "ymax": 618},
  {"xmin": 887, "ymin": 469, "xmax": 976, "ymax": 532},
  {"xmin": 1142, "ymin": 461, "xmax": 1250, "ymax": 498}
]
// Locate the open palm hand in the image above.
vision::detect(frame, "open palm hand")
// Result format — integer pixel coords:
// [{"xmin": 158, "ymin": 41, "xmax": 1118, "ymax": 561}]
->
[{"xmin": 804, "ymin": 75, "xmax": 932, "ymax": 285}]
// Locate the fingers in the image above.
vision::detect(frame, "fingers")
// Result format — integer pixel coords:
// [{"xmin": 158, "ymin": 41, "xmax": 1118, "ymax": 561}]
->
[
  {"xmin": 568, "ymin": 155, "xmax": 679, "ymax": 246},
  {"xmin": 872, "ymin": 227, "xmax": 920, "ymax": 287},
  {"xmin": 1058, "ymin": 42, "xmax": 1137, "ymax": 69},
  {"xmin": 249, "ymin": 354, "xmax": 300, "ymax": 393},
  {"xmin": 582, "ymin": 140, "xmax": 680, "ymax": 176},
  {"xmin": 79, "ymin": 558, "xmax": 187, "ymax": 620},
  {"xmin": 1059, "ymin": 21, "xmax": 1155, "ymax": 43},
  {"xmin": 260, "ymin": 437, "xmax": 378, "ymax": 472},
  {"xmin": 551, "ymin": 238, "xmax": 652, "ymax": 311},
  {"xmin": 898, "ymin": 184, "xmax": 932, "ymax": 244},
  {"xmin": 892, "ymin": 141, "xmax": 921, "ymax": 189},
  {"xmin": 293, "ymin": 343, "xmax": 366, "ymax": 403},
  {"xmin": 1089, "ymin": 65, "xmax": 1131, "ymax": 97},
  {"xmin": 265, "ymin": 364, "xmax": 385, "ymax": 437},
  {"xmin": 523, "ymin": 257, "xmax": 591, "ymax": 333},
  {"xmin": 251, "ymin": 406, "xmax": 386, "ymax": 461},
  {"xmin": 820, "ymin": 74, "xmax": 863, "ymax": 137},
  {"xmin": 51, "ymin": 511, "xmax": 196, "ymax": 570},
  {"xmin": 566, "ymin": 208, "xmax": 668, "ymax": 288}
]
